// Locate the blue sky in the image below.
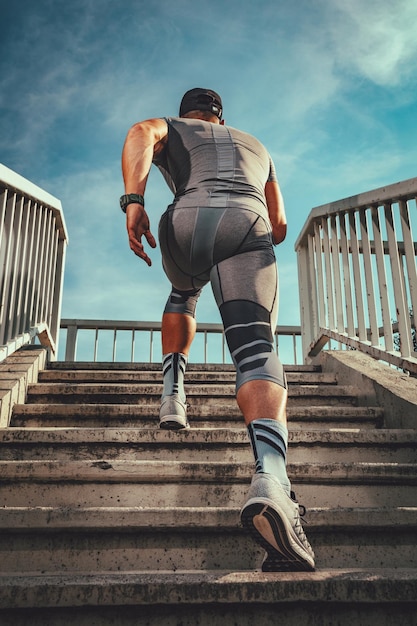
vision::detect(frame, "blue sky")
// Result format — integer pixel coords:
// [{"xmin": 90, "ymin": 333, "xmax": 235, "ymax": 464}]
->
[{"xmin": 2, "ymin": 0, "xmax": 417, "ymax": 337}]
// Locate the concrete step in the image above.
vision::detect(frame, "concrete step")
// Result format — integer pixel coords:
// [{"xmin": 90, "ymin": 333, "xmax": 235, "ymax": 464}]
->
[
  {"xmin": 0, "ymin": 460, "xmax": 416, "ymax": 508},
  {"xmin": 48, "ymin": 361, "xmax": 321, "ymax": 373},
  {"xmin": 1, "ymin": 355, "xmax": 416, "ymax": 624},
  {"xmin": 25, "ymin": 382, "xmax": 359, "ymax": 406},
  {"xmin": 1, "ymin": 427, "xmax": 415, "ymax": 463},
  {"xmin": 27, "ymin": 383, "xmax": 357, "ymax": 406},
  {"xmin": 38, "ymin": 369, "xmax": 338, "ymax": 385},
  {"xmin": 0, "ymin": 569, "xmax": 416, "ymax": 626},
  {"xmin": 0, "ymin": 506, "xmax": 416, "ymax": 573},
  {"xmin": 10, "ymin": 403, "xmax": 383, "ymax": 429}
]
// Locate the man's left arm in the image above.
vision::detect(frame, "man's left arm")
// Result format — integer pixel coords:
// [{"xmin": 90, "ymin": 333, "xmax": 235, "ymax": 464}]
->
[{"xmin": 265, "ymin": 180, "xmax": 287, "ymax": 245}]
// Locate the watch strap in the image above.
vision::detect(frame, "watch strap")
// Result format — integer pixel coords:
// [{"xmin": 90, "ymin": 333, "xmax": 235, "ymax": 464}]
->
[{"xmin": 120, "ymin": 193, "xmax": 145, "ymax": 213}]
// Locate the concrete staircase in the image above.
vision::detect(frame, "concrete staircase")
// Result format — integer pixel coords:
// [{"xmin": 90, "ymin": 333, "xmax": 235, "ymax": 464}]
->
[{"xmin": 0, "ymin": 350, "xmax": 417, "ymax": 625}]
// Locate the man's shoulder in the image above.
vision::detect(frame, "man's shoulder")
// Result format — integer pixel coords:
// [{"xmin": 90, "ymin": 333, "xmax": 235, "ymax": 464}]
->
[
  {"xmin": 166, "ymin": 116, "xmax": 199, "ymax": 126},
  {"xmin": 227, "ymin": 125, "xmax": 267, "ymax": 151}
]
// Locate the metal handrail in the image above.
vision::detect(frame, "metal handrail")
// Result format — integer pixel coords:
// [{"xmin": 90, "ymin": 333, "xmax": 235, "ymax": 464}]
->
[
  {"xmin": 59, "ymin": 318, "xmax": 302, "ymax": 365},
  {"xmin": 0, "ymin": 164, "xmax": 68, "ymax": 361},
  {"xmin": 295, "ymin": 176, "xmax": 417, "ymax": 373}
]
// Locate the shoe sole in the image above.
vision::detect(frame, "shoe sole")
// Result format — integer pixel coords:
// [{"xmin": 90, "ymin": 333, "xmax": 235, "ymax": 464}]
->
[
  {"xmin": 159, "ymin": 416, "xmax": 190, "ymax": 430},
  {"xmin": 240, "ymin": 498, "xmax": 315, "ymax": 572}
]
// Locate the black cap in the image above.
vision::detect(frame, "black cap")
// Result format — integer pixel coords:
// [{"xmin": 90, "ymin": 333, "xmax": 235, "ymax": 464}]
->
[{"xmin": 179, "ymin": 88, "xmax": 223, "ymax": 119}]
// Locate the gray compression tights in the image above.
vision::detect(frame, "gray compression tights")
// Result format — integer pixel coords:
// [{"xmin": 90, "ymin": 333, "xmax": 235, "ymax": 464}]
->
[
  {"xmin": 163, "ymin": 247, "xmax": 286, "ymax": 393},
  {"xmin": 160, "ymin": 206, "xmax": 286, "ymax": 392}
]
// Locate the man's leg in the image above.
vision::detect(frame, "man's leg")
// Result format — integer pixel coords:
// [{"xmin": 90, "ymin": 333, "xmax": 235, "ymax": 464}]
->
[
  {"xmin": 210, "ymin": 250, "xmax": 315, "ymax": 571},
  {"xmin": 237, "ymin": 379, "xmax": 291, "ymax": 494},
  {"xmin": 236, "ymin": 379, "xmax": 287, "ymax": 426},
  {"xmin": 210, "ymin": 249, "xmax": 292, "ymax": 494},
  {"xmin": 162, "ymin": 312, "xmax": 196, "ymax": 355},
  {"xmin": 159, "ymin": 289, "xmax": 200, "ymax": 430},
  {"xmin": 229, "ymin": 321, "xmax": 314, "ymax": 572}
]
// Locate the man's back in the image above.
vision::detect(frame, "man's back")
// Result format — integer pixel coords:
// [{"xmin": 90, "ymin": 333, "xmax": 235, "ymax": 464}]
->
[{"xmin": 154, "ymin": 117, "xmax": 274, "ymax": 215}]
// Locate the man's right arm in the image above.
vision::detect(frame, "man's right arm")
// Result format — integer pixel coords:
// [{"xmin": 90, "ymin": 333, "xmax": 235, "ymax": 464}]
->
[
  {"xmin": 122, "ymin": 118, "xmax": 168, "ymax": 195},
  {"xmin": 121, "ymin": 118, "xmax": 168, "ymax": 266}
]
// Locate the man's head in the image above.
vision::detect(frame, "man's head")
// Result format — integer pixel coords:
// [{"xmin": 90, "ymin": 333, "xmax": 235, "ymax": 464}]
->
[{"xmin": 179, "ymin": 88, "xmax": 223, "ymax": 123}]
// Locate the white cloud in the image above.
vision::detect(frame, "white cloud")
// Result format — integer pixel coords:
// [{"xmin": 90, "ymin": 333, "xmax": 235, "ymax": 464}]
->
[{"xmin": 323, "ymin": 0, "xmax": 417, "ymax": 86}]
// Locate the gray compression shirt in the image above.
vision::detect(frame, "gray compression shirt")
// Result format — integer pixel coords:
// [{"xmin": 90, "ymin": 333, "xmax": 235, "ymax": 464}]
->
[{"xmin": 153, "ymin": 117, "xmax": 278, "ymax": 217}]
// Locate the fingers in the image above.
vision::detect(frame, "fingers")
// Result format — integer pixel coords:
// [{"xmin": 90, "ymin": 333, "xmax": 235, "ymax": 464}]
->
[
  {"xmin": 144, "ymin": 229, "xmax": 157, "ymax": 249},
  {"xmin": 128, "ymin": 235, "xmax": 153, "ymax": 266},
  {"xmin": 125, "ymin": 205, "xmax": 156, "ymax": 266}
]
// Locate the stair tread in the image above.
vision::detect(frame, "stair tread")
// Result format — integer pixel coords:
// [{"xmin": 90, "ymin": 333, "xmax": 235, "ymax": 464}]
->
[
  {"xmin": 1, "ymin": 459, "xmax": 416, "ymax": 482},
  {"xmin": 48, "ymin": 362, "xmax": 322, "ymax": 373},
  {"xmin": 0, "ymin": 505, "xmax": 416, "ymax": 530},
  {"xmin": 1, "ymin": 427, "xmax": 416, "ymax": 445},
  {"xmin": 26, "ymin": 383, "xmax": 356, "ymax": 400},
  {"xmin": 12, "ymin": 403, "xmax": 383, "ymax": 417},
  {"xmin": 38, "ymin": 370, "xmax": 337, "ymax": 383},
  {"xmin": 1, "ymin": 568, "xmax": 416, "ymax": 606}
]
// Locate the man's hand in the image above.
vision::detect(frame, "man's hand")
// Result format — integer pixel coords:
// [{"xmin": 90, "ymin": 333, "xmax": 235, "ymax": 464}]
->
[{"xmin": 126, "ymin": 203, "xmax": 157, "ymax": 266}]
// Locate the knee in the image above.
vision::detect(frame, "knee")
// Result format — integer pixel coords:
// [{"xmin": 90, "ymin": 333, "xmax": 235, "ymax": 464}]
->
[
  {"xmin": 235, "ymin": 351, "xmax": 287, "ymax": 392},
  {"xmin": 164, "ymin": 287, "xmax": 202, "ymax": 318}
]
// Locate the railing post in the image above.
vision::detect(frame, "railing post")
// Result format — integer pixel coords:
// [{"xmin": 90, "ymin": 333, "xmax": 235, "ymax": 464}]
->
[
  {"xmin": 384, "ymin": 203, "xmax": 412, "ymax": 357},
  {"xmin": 65, "ymin": 321, "xmax": 78, "ymax": 362},
  {"xmin": 297, "ymin": 239, "xmax": 317, "ymax": 362},
  {"xmin": 0, "ymin": 191, "xmax": 16, "ymax": 346},
  {"xmin": 359, "ymin": 208, "xmax": 379, "ymax": 345},
  {"xmin": 339, "ymin": 211, "xmax": 355, "ymax": 337},
  {"xmin": 399, "ymin": 200, "xmax": 417, "ymax": 322},
  {"xmin": 330, "ymin": 215, "xmax": 344, "ymax": 333},
  {"xmin": 371, "ymin": 206, "xmax": 394, "ymax": 351}
]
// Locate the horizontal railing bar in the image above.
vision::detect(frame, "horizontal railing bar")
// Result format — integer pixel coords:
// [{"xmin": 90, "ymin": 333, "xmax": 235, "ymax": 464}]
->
[
  {"xmin": 0, "ymin": 164, "xmax": 68, "ymax": 240},
  {"xmin": 59, "ymin": 319, "xmax": 302, "ymax": 364},
  {"xmin": 296, "ymin": 176, "xmax": 417, "ymax": 248},
  {"xmin": 317, "ymin": 240, "xmax": 417, "ymax": 256},
  {"xmin": 60, "ymin": 319, "xmax": 301, "ymax": 336},
  {"xmin": 308, "ymin": 328, "xmax": 417, "ymax": 375}
]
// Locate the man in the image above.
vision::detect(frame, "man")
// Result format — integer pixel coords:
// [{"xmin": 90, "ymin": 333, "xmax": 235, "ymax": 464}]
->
[{"xmin": 121, "ymin": 88, "xmax": 315, "ymax": 571}]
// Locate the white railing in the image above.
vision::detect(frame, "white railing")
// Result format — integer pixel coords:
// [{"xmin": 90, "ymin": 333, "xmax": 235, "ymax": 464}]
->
[
  {"xmin": 59, "ymin": 319, "xmax": 302, "ymax": 365},
  {"xmin": 0, "ymin": 164, "xmax": 68, "ymax": 361},
  {"xmin": 4, "ymin": 162, "xmax": 414, "ymax": 373},
  {"xmin": 295, "ymin": 177, "xmax": 417, "ymax": 374}
]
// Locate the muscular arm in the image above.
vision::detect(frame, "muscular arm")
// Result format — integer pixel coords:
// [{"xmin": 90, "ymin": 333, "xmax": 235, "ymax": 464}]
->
[
  {"xmin": 121, "ymin": 118, "xmax": 168, "ymax": 265},
  {"xmin": 265, "ymin": 180, "xmax": 287, "ymax": 245}
]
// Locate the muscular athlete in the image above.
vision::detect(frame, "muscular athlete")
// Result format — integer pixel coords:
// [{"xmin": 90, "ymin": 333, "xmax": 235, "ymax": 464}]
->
[
  {"xmin": 121, "ymin": 88, "xmax": 314, "ymax": 572},
  {"xmin": 156, "ymin": 115, "xmax": 287, "ymax": 392}
]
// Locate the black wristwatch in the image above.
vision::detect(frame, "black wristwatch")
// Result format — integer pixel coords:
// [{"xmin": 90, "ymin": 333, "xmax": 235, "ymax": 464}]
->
[{"xmin": 120, "ymin": 193, "xmax": 145, "ymax": 213}]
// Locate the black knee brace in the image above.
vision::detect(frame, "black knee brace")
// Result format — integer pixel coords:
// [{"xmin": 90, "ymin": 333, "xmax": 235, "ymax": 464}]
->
[
  {"xmin": 163, "ymin": 287, "xmax": 202, "ymax": 318},
  {"xmin": 220, "ymin": 300, "xmax": 287, "ymax": 391}
]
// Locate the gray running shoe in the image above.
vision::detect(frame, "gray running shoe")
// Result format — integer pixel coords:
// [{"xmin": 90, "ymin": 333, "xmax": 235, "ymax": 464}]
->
[
  {"xmin": 240, "ymin": 472, "xmax": 315, "ymax": 571},
  {"xmin": 159, "ymin": 394, "xmax": 189, "ymax": 430}
]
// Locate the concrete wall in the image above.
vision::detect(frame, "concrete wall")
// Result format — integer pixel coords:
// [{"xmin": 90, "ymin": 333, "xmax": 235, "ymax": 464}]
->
[
  {"xmin": 0, "ymin": 347, "xmax": 48, "ymax": 427},
  {"xmin": 317, "ymin": 351, "xmax": 417, "ymax": 429}
]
